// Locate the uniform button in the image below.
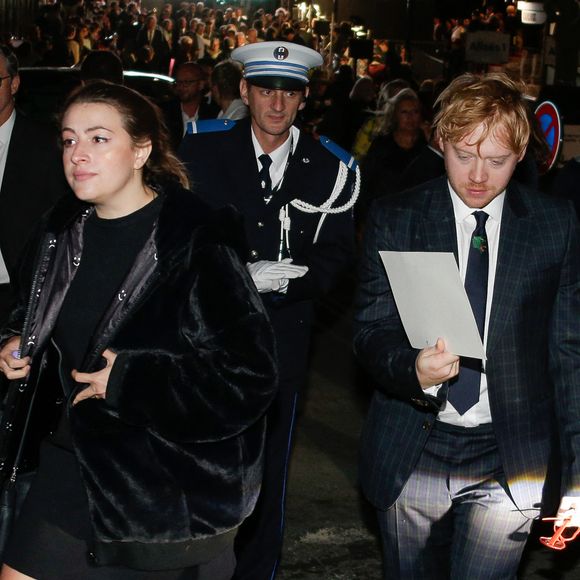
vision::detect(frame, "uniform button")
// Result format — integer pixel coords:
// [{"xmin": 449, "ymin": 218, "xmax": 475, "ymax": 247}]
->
[
  {"xmin": 250, "ymin": 250, "xmax": 259, "ymax": 259},
  {"xmin": 87, "ymin": 551, "xmax": 98, "ymax": 564},
  {"xmin": 257, "ymin": 221, "xmax": 264, "ymax": 228},
  {"xmin": 422, "ymin": 421, "xmax": 431, "ymax": 430}
]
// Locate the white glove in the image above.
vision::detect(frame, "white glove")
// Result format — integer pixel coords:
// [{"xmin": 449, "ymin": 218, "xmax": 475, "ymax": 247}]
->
[{"xmin": 247, "ymin": 259, "xmax": 308, "ymax": 293}]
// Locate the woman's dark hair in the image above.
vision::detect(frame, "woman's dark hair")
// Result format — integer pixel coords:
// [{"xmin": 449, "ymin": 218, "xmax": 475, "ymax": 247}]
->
[{"xmin": 61, "ymin": 81, "xmax": 189, "ymax": 188}]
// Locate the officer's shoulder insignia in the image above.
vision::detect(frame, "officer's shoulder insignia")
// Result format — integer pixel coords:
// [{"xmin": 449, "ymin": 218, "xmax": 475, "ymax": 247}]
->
[
  {"xmin": 318, "ymin": 135, "xmax": 358, "ymax": 171},
  {"xmin": 187, "ymin": 119, "xmax": 237, "ymax": 135}
]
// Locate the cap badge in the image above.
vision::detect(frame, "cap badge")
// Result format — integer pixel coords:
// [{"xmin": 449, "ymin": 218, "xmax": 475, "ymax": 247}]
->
[{"xmin": 273, "ymin": 46, "xmax": 289, "ymax": 60}]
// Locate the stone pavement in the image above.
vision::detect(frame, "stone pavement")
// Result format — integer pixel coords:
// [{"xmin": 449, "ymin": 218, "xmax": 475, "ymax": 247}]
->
[{"xmin": 276, "ymin": 284, "xmax": 580, "ymax": 579}]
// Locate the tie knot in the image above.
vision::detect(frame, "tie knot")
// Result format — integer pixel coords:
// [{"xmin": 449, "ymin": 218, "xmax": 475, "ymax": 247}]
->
[
  {"xmin": 259, "ymin": 154, "xmax": 272, "ymax": 171},
  {"xmin": 473, "ymin": 210, "xmax": 488, "ymax": 229}
]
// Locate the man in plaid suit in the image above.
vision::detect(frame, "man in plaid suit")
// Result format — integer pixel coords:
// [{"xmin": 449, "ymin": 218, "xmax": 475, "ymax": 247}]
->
[{"xmin": 354, "ymin": 73, "xmax": 580, "ymax": 579}]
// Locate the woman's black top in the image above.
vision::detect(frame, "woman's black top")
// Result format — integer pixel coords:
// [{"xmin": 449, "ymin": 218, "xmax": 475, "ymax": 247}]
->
[
  {"xmin": 54, "ymin": 196, "xmax": 162, "ymax": 385},
  {"xmin": 49, "ymin": 196, "xmax": 162, "ymax": 450}
]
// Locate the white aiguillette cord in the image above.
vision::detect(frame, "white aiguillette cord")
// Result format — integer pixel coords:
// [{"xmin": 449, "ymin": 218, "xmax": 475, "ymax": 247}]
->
[
  {"xmin": 278, "ymin": 206, "xmax": 291, "ymax": 261},
  {"xmin": 270, "ymin": 131, "xmax": 361, "ymax": 255}
]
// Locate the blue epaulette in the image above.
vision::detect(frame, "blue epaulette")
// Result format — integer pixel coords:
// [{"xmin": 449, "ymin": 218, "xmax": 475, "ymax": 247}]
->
[
  {"xmin": 319, "ymin": 136, "xmax": 358, "ymax": 171},
  {"xmin": 187, "ymin": 118, "xmax": 238, "ymax": 135}
]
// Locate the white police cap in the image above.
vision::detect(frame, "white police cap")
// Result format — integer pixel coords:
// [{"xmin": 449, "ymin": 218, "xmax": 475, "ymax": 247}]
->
[{"xmin": 232, "ymin": 41, "xmax": 323, "ymax": 90}]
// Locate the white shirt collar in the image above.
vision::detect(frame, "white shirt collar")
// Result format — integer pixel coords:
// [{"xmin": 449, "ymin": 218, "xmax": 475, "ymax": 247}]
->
[
  {"xmin": 448, "ymin": 180, "xmax": 505, "ymax": 225},
  {"xmin": 181, "ymin": 106, "xmax": 198, "ymax": 134},
  {"xmin": 181, "ymin": 106, "xmax": 197, "ymax": 121},
  {"xmin": 251, "ymin": 125, "xmax": 299, "ymax": 169},
  {"xmin": 0, "ymin": 109, "xmax": 16, "ymax": 146}
]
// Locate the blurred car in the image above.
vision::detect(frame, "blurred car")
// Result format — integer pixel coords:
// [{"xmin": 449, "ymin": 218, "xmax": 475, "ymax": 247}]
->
[{"xmin": 16, "ymin": 67, "xmax": 176, "ymax": 126}]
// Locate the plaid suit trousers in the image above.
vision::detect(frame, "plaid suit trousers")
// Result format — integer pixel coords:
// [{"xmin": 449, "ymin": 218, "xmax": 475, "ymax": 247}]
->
[{"xmin": 377, "ymin": 421, "xmax": 535, "ymax": 580}]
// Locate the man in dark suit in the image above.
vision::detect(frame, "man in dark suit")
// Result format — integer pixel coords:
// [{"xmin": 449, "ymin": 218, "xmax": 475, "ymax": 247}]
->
[
  {"xmin": 135, "ymin": 13, "xmax": 170, "ymax": 73},
  {"xmin": 354, "ymin": 73, "xmax": 580, "ymax": 579},
  {"xmin": 161, "ymin": 61, "xmax": 216, "ymax": 152},
  {"xmin": 0, "ymin": 45, "xmax": 64, "ymax": 326},
  {"xmin": 179, "ymin": 42, "xmax": 358, "ymax": 580}
]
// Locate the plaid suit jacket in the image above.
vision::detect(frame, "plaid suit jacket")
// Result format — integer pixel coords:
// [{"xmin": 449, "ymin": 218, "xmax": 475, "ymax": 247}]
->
[{"xmin": 354, "ymin": 176, "xmax": 580, "ymax": 512}]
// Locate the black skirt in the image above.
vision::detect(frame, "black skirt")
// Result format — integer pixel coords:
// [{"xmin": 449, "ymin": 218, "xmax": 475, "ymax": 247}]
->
[{"xmin": 3, "ymin": 441, "xmax": 235, "ymax": 580}]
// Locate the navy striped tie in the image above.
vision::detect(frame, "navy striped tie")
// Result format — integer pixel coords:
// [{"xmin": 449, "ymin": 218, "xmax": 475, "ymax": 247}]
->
[{"xmin": 448, "ymin": 210, "xmax": 489, "ymax": 415}]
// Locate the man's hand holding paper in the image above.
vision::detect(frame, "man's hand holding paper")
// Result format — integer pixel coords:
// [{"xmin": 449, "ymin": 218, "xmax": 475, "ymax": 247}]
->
[{"xmin": 415, "ymin": 337, "xmax": 460, "ymax": 389}]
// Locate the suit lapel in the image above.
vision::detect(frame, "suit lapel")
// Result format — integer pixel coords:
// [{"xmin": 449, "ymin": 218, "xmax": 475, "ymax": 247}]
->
[
  {"xmin": 223, "ymin": 120, "xmax": 264, "ymax": 211},
  {"xmin": 422, "ymin": 180, "xmax": 458, "ymax": 259},
  {"xmin": 486, "ymin": 183, "xmax": 532, "ymax": 356},
  {"xmin": 272, "ymin": 133, "xmax": 309, "ymax": 209}
]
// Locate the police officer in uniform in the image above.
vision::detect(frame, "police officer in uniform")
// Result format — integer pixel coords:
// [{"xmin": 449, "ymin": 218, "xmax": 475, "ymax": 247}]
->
[{"xmin": 179, "ymin": 41, "xmax": 358, "ymax": 580}]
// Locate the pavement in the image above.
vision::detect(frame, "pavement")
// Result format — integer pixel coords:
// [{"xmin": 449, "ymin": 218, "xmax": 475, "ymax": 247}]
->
[{"xmin": 275, "ymin": 281, "xmax": 580, "ymax": 579}]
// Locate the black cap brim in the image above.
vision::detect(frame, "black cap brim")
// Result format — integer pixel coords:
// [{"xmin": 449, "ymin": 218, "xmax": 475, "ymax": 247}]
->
[{"xmin": 247, "ymin": 76, "xmax": 307, "ymax": 91}]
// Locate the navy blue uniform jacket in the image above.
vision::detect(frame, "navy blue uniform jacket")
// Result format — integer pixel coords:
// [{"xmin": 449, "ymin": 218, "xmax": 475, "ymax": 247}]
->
[{"xmin": 179, "ymin": 117, "xmax": 355, "ymax": 346}]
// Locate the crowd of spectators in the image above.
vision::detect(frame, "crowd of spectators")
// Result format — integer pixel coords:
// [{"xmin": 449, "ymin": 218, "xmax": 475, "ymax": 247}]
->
[
  {"xmin": 0, "ymin": 1, "xmax": 568, "ymax": 216},
  {"xmin": 432, "ymin": 3, "xmax": 526, "ymax": 49},
  {"xmin": 1, "ymin": 2, "xmax": 420, "ymax": 146},
  {"xmin": 430, "ymin": 3, "xmax": 544, "ymax": 82},
  {"xmin": 4, "ymin": 1, "xmax": 335, "ymax": 74},
  {"xmin": 2, "ymin": 1, "xmax": 418, "ymax": 84}
]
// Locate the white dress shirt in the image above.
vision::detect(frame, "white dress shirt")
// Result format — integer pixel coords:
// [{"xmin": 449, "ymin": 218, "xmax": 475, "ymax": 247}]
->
[
  {"xmin": 424, "ymin": 181, "xmax": 506, "ymax": 427},
  {"xmin": 251, "ymin": 125, "xmax": 299, "ymax": 190},
  {"xmin": 181, "ymin": 107, "xmax": 199, "ymax": 137},
  {"xmin": 0, "ymin": 110, "xmax": 16, "ymax": 284}
]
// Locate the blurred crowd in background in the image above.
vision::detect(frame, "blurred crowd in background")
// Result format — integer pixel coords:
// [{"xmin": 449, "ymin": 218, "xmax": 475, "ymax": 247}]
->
[{"xmin": 0, "ymin": 1, "xmax": 577, "ymax": 216}]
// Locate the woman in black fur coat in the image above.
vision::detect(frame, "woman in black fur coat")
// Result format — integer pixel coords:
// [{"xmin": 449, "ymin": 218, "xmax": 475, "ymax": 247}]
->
[{"xmin": 0, "ymin": 82, "xmax": 277, "ymax": 580}]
